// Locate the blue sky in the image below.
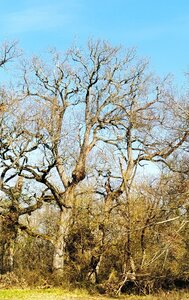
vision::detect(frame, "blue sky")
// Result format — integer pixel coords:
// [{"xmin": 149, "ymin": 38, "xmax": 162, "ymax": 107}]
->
[{"xmin": 1, "ymin": 0, "xmax": 189, "ymax": 83}]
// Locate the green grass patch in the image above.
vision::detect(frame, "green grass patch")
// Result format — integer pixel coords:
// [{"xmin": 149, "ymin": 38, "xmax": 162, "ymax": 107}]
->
[{"xmin": 0, "ymin": 289, "xmax": 188, "ymax": 300}]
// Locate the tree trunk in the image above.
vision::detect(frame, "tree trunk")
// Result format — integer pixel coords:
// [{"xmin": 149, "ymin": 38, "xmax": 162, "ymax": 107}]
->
[
  {"xmin": 1, "ymin": 238, "xmax": 15, "ymax": 274},
  {"xmin": 52, "ymin": 208, "xmax": 71, "ymax": 276},
  {"xmin": 0, "ymin": 214, "xmax": 18, "ymax": 274}
]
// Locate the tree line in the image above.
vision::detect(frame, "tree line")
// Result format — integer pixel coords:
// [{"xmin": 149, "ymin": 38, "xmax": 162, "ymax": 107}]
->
[{"xmin": 0, "ymin": 40, "xmax": 188, "ymax": 295}]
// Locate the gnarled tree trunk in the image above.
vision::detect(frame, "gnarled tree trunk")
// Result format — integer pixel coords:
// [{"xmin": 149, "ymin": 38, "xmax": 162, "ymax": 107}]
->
[{"xmin": 0, "ymin": 213, "xmax": 18, "ymax": 274}]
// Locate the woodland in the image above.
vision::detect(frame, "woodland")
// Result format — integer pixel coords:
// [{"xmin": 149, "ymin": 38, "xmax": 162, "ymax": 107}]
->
[{"xmin": 0, "ymin": 40, "xmax": 188, "ymax": 296}]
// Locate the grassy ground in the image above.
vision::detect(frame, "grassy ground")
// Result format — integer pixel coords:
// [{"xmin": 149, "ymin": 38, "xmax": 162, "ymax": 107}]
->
[{"xmin": 0, "ymin": 289, "xmax": 189, "ymax": 300}]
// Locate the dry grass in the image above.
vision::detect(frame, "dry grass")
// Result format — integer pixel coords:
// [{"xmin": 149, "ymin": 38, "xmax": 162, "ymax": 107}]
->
[{"xmin": 0, "ymin": 289, "xmax": 188, "ymax": 300}]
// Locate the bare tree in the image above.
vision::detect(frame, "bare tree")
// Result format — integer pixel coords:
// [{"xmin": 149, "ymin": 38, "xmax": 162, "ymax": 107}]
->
[
  {"xmin": 83, "ymin": 70, "xmax": 189, "ymax": 287},
  {"xmin": 0, "ymin": 41, "xmax": 48, "ymax": 274},
  {"xmin": 12, "ymin": 40, "xmax": 188, "ymax": 277}
]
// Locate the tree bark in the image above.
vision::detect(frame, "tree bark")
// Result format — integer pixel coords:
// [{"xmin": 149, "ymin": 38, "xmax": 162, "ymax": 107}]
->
[
  {"xmin": 0, "ymin": 212, "xmax": 18, "ymax": 274},
  {"xmin": 1, "ymin": 238, "xmax": 15, "ymax": 274},
  {"xmin": 52, "ymin": 208, "xmax": 71, "ymax": 276}
]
